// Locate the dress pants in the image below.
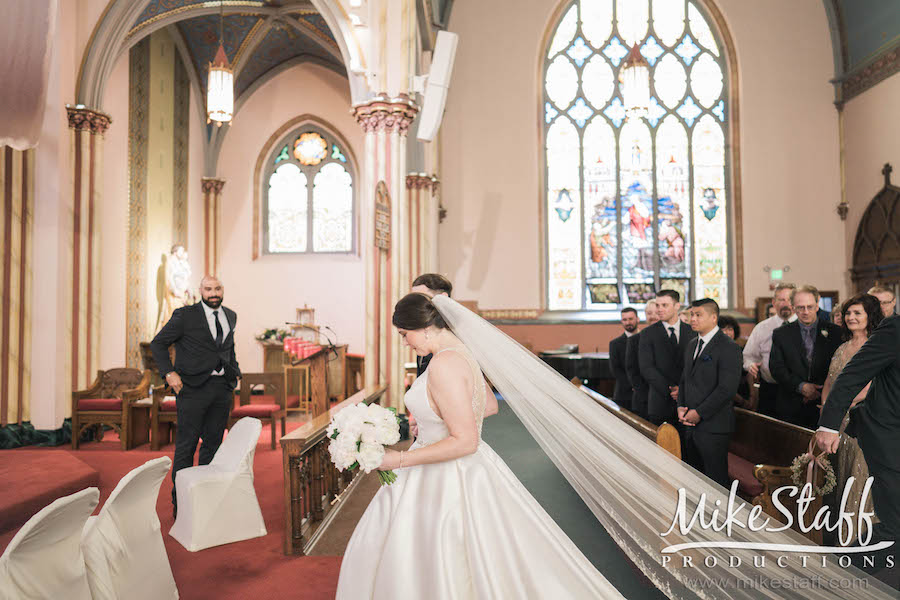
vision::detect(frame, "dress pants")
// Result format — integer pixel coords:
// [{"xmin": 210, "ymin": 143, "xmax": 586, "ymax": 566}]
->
[
  {"xmin": 171, "ymin": 376, "xmax": 232, "ymax": 505},
  {"xmin": 683, "ymin": 427, "xmax": 731, "ymax": 489},
  {"xmin": 757, "ymin": 381, "xmax": 778, "ymax": 417}
]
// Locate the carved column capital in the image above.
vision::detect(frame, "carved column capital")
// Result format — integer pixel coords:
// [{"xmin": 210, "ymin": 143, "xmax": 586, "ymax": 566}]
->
[
  {"xmin": 201, "ymin": 177, "xmax": 226, "ymax": 194},
  {"xmin": 66, "ymin": 105, "xmax": 112, "ymax": 134},
  {"xmin": 352, "ymin": 93, "xmax": 419, "ymax": 135}
]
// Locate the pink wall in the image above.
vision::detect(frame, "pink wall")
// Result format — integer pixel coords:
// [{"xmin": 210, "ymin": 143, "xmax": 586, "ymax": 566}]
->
[
  {"xmin": 216, "ymin": 62, "xmax": 365, "ymax": 373},
  {"xmin": 440, "ymin": 0, "xmax": 845, "ymax": 312},
  {"xmin": 842, "ymin": 71, "xmax": 900, "ymax": 285}
]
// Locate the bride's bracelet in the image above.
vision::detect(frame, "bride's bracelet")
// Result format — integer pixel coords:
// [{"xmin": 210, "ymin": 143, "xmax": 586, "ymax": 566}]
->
[{"xmin": 399, "ymin": 451, "xmax": 405, "ymax": 469}]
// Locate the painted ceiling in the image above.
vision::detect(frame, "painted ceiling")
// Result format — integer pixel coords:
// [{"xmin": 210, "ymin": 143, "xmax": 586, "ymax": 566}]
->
[
  {"xmin": 837, "ymin": 0, "xmax": 900, "ymax": 70},
  {"xmin": 129, "ymin": 0, "xmax": 343, "ymax": 102}
]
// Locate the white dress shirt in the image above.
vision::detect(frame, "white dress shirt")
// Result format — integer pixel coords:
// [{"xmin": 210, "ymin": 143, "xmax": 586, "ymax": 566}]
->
[
  {"xmin": 200, "ymin": 301, "xmax": 230, "ymax": 376},
  {"xmin": 663, "ymin": 319, "xmax": 682, "ymax": 343},
  {"xmin": 741, "ymin": 314, "xmax": 797, "ymax": 383},
  {"xmin": 693, "ymin": 326, "xmax": 719, "ymax": 360}
]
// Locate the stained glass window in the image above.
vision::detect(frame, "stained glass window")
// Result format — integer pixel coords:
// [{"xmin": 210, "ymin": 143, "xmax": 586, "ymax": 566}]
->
[
  {"xmin": 544, "ymin": 0, "xmax": 730, "ymax": 310},
  {"xmin": 264, "ymin": 125, "xmax": 355, "ymax": 254}
]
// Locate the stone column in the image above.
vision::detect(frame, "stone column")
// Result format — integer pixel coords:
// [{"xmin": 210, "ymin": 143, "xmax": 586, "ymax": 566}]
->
[
  {"xmin": 66, "ymin": 106, "xmax": 111, "ymax": 390},
  {"xmin": 0, "ymin": 147, "xmax": 35, "ymax": 425},
  {"xmin": 405, "ymin": 173, "xmax": 439, "ymax": 277},
  {"xmin": 353, "ymin": 94, "xmax": 418, "ymax": 411},
  {"xmin": 201, "ymin": 177, "xmax": 225, "ymax": 277}
]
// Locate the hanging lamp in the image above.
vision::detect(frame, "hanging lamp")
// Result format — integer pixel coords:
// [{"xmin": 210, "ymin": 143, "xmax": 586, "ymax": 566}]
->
[{"xmin": 207, "ymin": 1, "xmax": 233, "ymax": 126}]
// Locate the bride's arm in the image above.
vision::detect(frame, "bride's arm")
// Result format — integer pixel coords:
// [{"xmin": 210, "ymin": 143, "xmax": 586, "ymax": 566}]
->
[{"xmin": 379, "ymin": 353, "xmax": 479, "ymax": 470}]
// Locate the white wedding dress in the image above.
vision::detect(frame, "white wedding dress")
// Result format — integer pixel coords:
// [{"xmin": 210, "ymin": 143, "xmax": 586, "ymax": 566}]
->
[{"xmin": 336, "ymin": 346, "xmax": 623, "ymax": 599}]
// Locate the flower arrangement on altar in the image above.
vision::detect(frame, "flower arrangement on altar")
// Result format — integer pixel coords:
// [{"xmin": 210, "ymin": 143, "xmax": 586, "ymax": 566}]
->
[{"xmin": 255, "ymin": 328, "xmax": 291, "ymax": 343}]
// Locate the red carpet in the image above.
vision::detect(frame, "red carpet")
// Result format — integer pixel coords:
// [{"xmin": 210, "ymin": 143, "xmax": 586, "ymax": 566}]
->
[{"xmin": 2, "ymin": 422, "xmax": 343, "ymax": 600}]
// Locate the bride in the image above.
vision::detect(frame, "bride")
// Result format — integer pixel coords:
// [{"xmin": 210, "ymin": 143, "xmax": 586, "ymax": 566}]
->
[
  {"xmin": 336, "ymin": 292, "xmax": 623, "ymax": 598},
  {"xmin": 338, "ymin": 293, "xmax": 897, "ymax": 599}
]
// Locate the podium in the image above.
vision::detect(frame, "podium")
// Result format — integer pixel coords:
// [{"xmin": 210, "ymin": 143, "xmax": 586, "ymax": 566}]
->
[{"xmin": 290, "ymin": 345, "xmax": 348, "ymax": 417}]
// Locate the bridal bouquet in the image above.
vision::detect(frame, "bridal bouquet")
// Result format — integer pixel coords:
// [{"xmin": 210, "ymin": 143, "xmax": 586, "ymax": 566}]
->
[{"xmin": 327, "ymin": 403, "xmax": 401, "ymax": 485}]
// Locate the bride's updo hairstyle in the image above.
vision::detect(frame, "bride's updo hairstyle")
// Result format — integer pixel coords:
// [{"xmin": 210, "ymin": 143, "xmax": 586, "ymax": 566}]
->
[{"xmin": 392, "ymin": 293, "xmax": 448, "ymax": 331}]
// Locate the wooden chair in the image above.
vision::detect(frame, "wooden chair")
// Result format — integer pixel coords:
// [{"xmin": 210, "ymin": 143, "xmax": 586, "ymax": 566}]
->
[
  {"xmin": 71, "ymin": 369, "xmax": 151, "ymax": 450},
  {"xmin": 150, "ymin": 386, "xmax": 179, "ymax": 451},
  {"xmin": 230, "ymin": 373, "xmax": 285, "ymax": 450},
  {"xmin": 284, "ymin": 364, "xmax": 311, "ymax": 415}
]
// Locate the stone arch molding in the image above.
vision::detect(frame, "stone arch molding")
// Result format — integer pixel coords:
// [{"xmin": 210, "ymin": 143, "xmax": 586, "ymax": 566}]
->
[
  {"xmin": 76, "ymin": 0, "xmax": 369, "ymax": 111},
  {"xmin": 851, "ymin": 164, "xmax": 900, "ymax": 291}
]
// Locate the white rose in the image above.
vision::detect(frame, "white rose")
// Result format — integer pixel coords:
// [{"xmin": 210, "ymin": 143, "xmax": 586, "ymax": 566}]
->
[
  {"xmin": 375, "ymin": 422, "xmax": 400, "ymax": 445},
  {"xmin": 329, "ymin": 439, "xmax": 356, "ymax": 470},
  {"xmin": 356, "ymin": 442, "xmax": 385, "ymax": 473},
  {"xmin": 359, "ymin": 422, "xmax": 379, "ymax": 444}
]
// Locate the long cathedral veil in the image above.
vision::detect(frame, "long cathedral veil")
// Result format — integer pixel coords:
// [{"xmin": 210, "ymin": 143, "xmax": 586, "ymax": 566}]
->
[{"xmin": 432, "ymin": 295, "xmax": 896, "ymax": 600}]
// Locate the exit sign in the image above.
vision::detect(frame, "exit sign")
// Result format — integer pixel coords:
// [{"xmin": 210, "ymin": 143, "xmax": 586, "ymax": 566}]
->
[{"xmin": 770, "ymin": 269, "xmax": 783, "ymax": 280}]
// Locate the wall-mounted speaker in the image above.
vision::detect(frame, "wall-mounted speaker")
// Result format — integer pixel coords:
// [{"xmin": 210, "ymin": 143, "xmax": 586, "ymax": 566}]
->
[{"xmin": 416, "ymin": 30, "xmax": 458, "ymax": 142}]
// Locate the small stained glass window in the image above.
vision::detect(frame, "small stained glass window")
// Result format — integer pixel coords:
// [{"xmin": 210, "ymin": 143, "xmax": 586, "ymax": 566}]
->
[
  {"xmin": 294, "ymin": 132, "xmax": 328, "ymax": 165},
  {"xmin": 544, "ymin": 0, "xmax": 731, "ymax": 310},
  {"xmin": 264, "ymin": 125, "xmax": 355, "ymax": 255}
]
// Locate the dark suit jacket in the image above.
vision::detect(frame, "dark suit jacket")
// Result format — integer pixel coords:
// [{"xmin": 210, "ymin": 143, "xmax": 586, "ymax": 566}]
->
[
  {"xmin": 609, "ymin": 333, "xmax": 633, "ymax": 409},
  {"xmin": 626, "ymin": 333, "xmax": 648, "ymax": 418},
  {"xmin": 416, "ymin": 353, "xmax": 433, "ymax": 377},
  {"xmin": 677, "ymin": 330, "xmax": 743, "ymax": 434},
  {"xmin": 769, "ymin": 320, "xmax": 842, "ymax": 425},
  {"xmin": 150, "ymin": 302, "xmax": 241, "ymax": 388},
  {"xmin": 821, "ymin": 315, "xmax": 900, "ymax": 471},
  {"xmin": 639, "ymin": 320, "xmax": 696, "ymax": 421}
]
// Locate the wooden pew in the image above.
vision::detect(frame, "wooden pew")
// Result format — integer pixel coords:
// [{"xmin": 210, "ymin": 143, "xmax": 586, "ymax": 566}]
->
[
  {"xmin": 573, "ymin": 378, "xmax": 681, "ymax": 460},
  {"xmin": 729, "ymin": 407, "xmax": 824, "ymax": 543},
  {"xmin": 279, "ymin": 383, "xmax": 389, "ymax": 555}
]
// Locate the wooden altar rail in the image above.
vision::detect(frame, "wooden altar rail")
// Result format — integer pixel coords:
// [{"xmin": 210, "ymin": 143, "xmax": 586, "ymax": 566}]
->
[
  {"xmin": 279, "ymin": 383, "xmax": 389, "ymax": 555},
  {"xmin": 573, "ymin": 377, "xmax": 682, "ymax": 459}
]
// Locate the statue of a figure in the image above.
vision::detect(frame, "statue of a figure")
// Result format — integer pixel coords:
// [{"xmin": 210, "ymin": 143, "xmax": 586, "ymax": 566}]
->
[{"xmin": 155, "ymin": 244, "xmax": 194, "ymax": 332}]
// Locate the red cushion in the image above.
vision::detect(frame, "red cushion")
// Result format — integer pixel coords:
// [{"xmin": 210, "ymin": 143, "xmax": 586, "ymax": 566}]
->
[
  {"xmin": 286, "ymin": 395, "xmax": 301, "ymax": 408},
  {"xmin": 77, "ymin": 398, "xmax": 122, "ymax": 411},
  {"xmin": 728, "ymin": 452, "xmax": 765, "ymax": 497},
  {"xmin": 160, "ymin": 399, "xmax": 177, "ymax": 412},
  {"xmin": 347, "ymin": 353, "xmax": 364, "ymax": 359},
  {"xmin": 231, "ymin": 403, "xmax": 281, "ymax": 418}
]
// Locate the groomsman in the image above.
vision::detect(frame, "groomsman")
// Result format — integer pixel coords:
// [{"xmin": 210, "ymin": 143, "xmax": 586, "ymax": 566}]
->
[
  {"xmin": 677, "ymin": 299, "xmax": 742, "ymax": 488},
  {"xmin": 609, "ymin": 307, "xmax": 638, "ymax": 411},
  {"xmin": 626, "ymin": 300, "xmax": 658, "ymax": 420},
  {"xmin": 769, "ymin": 285, "xmax": 842, "ymax": 429},
  {"xmin": 410, "ymin": 273, "xmax": 452, "ymax": 376},
  {"xmin": 639, "ymin": 290, "xmax": 696, "ymax": 426}
]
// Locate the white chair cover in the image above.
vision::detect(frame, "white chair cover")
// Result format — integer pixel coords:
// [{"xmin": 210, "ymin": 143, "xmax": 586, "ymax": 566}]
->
[
  {"xmin": 81, "ymin": 456, "xmax": 178, "ymax": 600},
  {"xmin": 169, "ymin": 417, "xmax": 267, "ymax": 551},
  {"xmin": 0, "ymin": 487, "xmax": 98, "ymax": 600}
]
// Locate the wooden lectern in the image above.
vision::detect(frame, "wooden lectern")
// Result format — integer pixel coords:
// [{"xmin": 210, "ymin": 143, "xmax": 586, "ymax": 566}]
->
[{"xmin": 291, "ymin": 345, "xmax": 348, "ymax": 417}]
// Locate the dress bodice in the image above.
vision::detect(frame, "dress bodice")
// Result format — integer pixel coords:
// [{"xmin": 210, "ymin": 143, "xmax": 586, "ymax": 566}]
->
[{"xmin": 405, "ymin": 346, "xmax": 487, "ymax": 447}]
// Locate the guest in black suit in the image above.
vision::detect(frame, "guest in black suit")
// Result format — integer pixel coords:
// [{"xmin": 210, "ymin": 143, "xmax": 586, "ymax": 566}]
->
[
  {"xmin": 151, "ymin": 276, "xmax": 241, "ymax": 513},
  {"xmin": 626, "ymin": 300, "xmax": 658, "ymax": 420},
  {"xmin": 818, "ymin": 316, "xmax": 900, "ymax": 585},
  {"xmin": 639, "ymin": 290, "xmax": 697, "ymax": 426},
  {"xmin": 677, "ymin": 299, "xmax": 742, "ymax": 488},
  {"xmin": 609, "ymin": 307, "xmax": 639, "ymax": 411},
  {"xmin": 769, "ymin": 285, "xmax": 842, "ymax": 429},
  {"xmin": 410, "ymin": 273, "xmax": 453, "ymax": 376}
]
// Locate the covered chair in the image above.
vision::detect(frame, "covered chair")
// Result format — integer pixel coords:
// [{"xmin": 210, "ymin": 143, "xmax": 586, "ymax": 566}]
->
[
  {"xmin": 0, "ymin": 487, "xmax": 99, "ymax": 600},
  {"xmin": 81, "ymin": 457, "xmax": 178, "ymax": 600},
  {"xmin": 169, "ymin": 417, "xmax": 266, "ymax": 552},
  {"xmin": 229, "ymin": 373, "xmax": 285, "ymax": 449},
  {"xmin": 71, "ymin": 368, "xmax": 151, "ymax": 450}
]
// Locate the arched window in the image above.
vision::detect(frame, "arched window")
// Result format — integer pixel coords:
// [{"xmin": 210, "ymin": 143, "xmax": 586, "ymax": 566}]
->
[
  {"xmin": 263, "ymin": 126, "xmax": 355, "ymax": 254},
  {"xmin": 543, "ymin": 0, "xmax": 731, "ymax": 310}
]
